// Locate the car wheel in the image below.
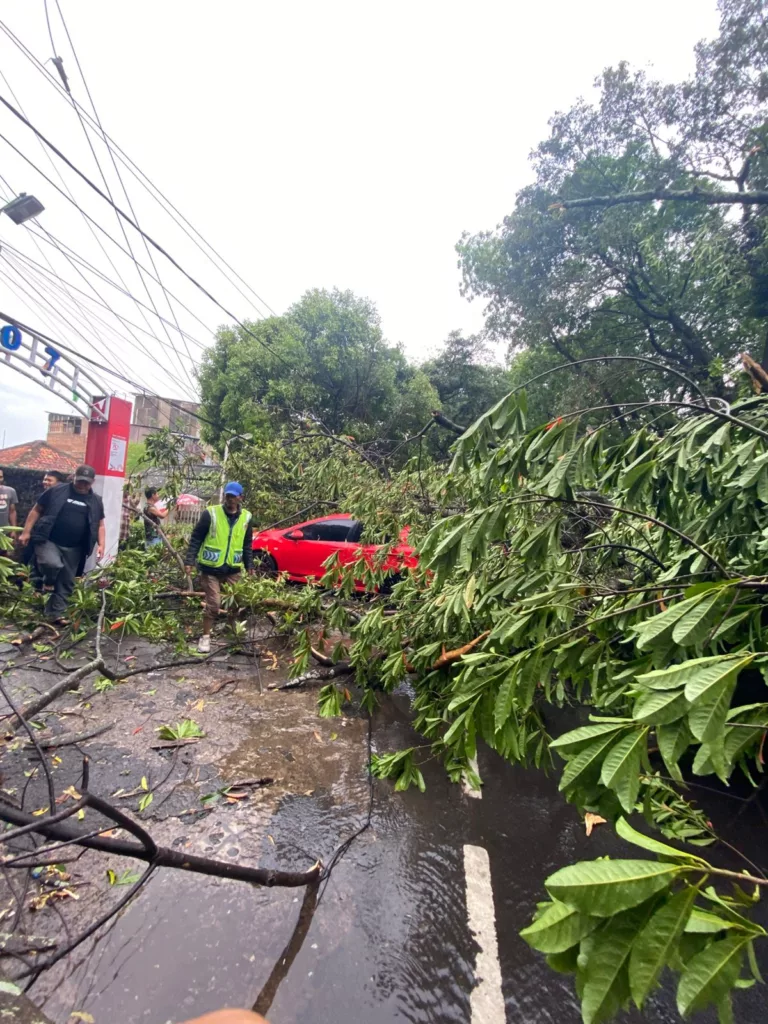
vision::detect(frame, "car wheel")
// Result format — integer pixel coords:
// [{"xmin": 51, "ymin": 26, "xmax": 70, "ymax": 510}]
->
[{"xmin": 254, "ymin": 550, "xmax": 278, "ymax": 575}]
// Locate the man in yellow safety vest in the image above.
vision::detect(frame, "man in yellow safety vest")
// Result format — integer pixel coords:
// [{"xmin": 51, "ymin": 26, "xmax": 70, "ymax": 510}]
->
[{"xmin": 185, "ymin": 482, "xmax": 253, "ymax": 652}]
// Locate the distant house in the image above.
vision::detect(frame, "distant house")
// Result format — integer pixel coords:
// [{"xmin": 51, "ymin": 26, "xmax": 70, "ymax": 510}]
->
[
  {"xmin": 46, "ymin": 412, "xmax": 89, "ymax": 461},
  {"xmin": 0, "ymin": 439, "xmax": 80, "ymax": 475},
  {"xmin": 130, "ymin": 394, "xmax": 214, "ymax": 464},
  {"xmin": 0, "ymin": 440, "xmax": 81, "ymax": 519},
  {"xmin": 130, "ymin": 395, "xmax": 201, "ymax": 445}
]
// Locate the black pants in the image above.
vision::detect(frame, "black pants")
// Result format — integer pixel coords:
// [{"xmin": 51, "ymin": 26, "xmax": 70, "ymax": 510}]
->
[{"xmin": 35, "ymin": 541, "xmax": 81, "ymax": 619}]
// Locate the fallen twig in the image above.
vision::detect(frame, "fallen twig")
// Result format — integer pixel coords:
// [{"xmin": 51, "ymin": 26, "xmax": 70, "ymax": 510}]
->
[
  {"xmin": 9, "ymin": 594, "xmax": 107, "ymax": 731},
  {"xmin": 271, "ymin": 661, "xmax": 354, "ymax": 690},
  {"xmin": 228, "ymin": 777, "xmax": 274, "ymax": 791},
  {"xmin": 34, "ymin": 722, "xmax": 115, "ymax": 749},
  {"xmin": 309, "ymin": 646, "xmax": 334, "ymax": 668},
  {"xmin": 207, "ymin": 677, "xmax": 238, "ymax": 695},
  {"xmin": 0, "ymin": 799, "xmax": 322, "ymax": 888},
  {"xmin": 150, "ymin": 738, "xmax": 201, "ymax": 750}
]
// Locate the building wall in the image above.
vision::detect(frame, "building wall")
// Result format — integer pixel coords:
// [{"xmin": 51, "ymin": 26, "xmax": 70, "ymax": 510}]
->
[
  {"xmin": 46, "ymin": 413, "xmax": 88, "ymax": 461},
  {"xmin": 0, "ymin": 467, "xmax": 45, "ymax": 521},
  {"xmin": 132, "ymin": 395, "xmax": 201, "ymax": 438}
]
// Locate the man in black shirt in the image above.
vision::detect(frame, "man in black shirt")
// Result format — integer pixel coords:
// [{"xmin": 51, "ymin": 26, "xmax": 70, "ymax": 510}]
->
[{"xmin": 19, "ymin": 464, "xmax": 105, "ymax": 622}]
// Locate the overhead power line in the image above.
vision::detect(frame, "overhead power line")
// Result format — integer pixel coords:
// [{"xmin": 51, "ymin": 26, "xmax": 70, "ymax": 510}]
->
[
  {"xmin": 1, "ymin": 237, "xmax": 206, "ymax": 353},
  {"xmin": 0, "ymin": 129, "xmax": 220, "ymax": 343},
  {"xmin": 0, "ymin": 68, "xmax": 199, "ymax": 395},
  {"xmin": 0, "ymin": 91, "xmax": 283, "ymax": 363},
  {"xmin": 0, "ymin": 16, "xmax": 275, "ymax": 320},
  {"xmin": 47, "ymin": 0, "xmax": 197, "ymax": 393}
]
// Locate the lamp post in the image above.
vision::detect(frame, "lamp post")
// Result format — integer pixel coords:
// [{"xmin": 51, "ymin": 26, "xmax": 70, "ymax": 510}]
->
[
  {"xmin": 1, "ymin": 193, "xmax": 45, "ymax": 225},
  {"xmin": 219, "ymin": 432, "xmax": 252, "ymax": 501}
]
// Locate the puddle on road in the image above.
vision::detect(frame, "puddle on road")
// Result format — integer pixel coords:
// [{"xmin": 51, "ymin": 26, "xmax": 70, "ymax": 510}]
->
[
  {"xmin": 31, "ymin": 692, "xmax": 478, "ymax": 1024},
  {"xmin": 26, "ymin": 684, "xmax": 768, "ymax": 1024}
]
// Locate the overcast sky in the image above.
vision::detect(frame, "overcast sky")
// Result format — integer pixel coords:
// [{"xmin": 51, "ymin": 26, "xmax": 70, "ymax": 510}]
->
[{"xmin": 0, "ymin": 0, "xmax": 720, "ymax": 449}]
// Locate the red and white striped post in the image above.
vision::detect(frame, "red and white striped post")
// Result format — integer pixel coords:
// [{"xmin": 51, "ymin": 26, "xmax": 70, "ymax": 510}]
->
[{"xmin": 85, "ymin": 396, "xmax": 132, "ymax": 562}]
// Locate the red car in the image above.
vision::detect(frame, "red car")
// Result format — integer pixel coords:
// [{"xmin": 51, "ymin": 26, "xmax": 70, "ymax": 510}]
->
[{"xmin": 252, "ymin": 513, "xmax": 417, "ymax": 588}]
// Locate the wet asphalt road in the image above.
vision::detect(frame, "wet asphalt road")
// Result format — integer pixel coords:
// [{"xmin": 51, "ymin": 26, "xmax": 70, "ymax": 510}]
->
[{"xmin": 27, "ymin": 691, "xmax": 768, "ymax": 1024}]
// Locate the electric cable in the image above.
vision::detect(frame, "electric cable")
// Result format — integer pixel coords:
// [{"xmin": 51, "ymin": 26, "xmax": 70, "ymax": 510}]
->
[
  {"xmin": 0, "ymin": 17, "xmax": 275, "ymax": 320},
  {"xmin": 0, "ymin": 75, "xmax": 201, "ymax": 394},
  {"xmin": 51, "ymin": 0, "xmax": 198, "ymax": 392},
  {"xmin": 0, "ymin": 129, "xmax": 221, "ymax": 347},
  {"xmin": 0, "ymin": 258, "xmax": 164, "ymax": 396},
  {"xmin": 1, "ymin": 238, "xmax": 206, "ymax": 355},
  {"xmin": 0, "ymin": 91, "xmax": 286, "ymax": 364},
  {"xmin": 0, "ymin": 246, "xmax": 191, "ymax": 388},
  {"xmin": 0, "ymin": 169, "xmax": 136, "ymax": 384}
]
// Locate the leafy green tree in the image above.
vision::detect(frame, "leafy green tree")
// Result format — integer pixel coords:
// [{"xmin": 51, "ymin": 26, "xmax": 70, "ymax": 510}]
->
[
  {"xmin": 326, "ymin": 383, "xmax": 768, "ymax": 1021},
  {"xmin": 421, "ymin": 331, "xmax": 512, "ymax": 448},
  {"xmin": 197, "ymin": 288, "xmax": 438, "ymax": 452},
  {"xmin": 457, "ymin": 0, "xmax": 768, "ymax": 415}
]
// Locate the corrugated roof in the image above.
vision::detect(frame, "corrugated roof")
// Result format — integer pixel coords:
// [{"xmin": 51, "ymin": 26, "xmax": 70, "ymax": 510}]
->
[{"xmin": 0, "ymin": 440, "xmax": 81, "ymax": 472}]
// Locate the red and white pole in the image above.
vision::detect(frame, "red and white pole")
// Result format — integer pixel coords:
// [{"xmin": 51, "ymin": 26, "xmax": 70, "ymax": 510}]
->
[{"xmin": 85, "ymin": 396, "xmax": 132, "ymax": 561}]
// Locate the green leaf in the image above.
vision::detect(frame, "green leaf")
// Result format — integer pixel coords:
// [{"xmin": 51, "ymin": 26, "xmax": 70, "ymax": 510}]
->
[
  {"xmin": 717, "ymin": 993, "xmax": 734, "ymax": 1024},
  {"xmin": 520, "ymin": 900, "xmax": 599, "ymax": 954},
  {"xmin": 629, "ymin": 886, "xmax": 698, "ymax": 1007},
  {"xmin": 547, "ymin": 946, "xmax": 580, "ymax": 974},
  {"xmin": 615, "ymin": 817, "xmax": 699, "ymax": 862},
  {"xmin": 676, "ymin": 934, "xmax": 748, "ymax": 1016},
  {"xmin": 558, "ymin": 732, "xmax": 620, "ymax": 792},
  {"xmin": 633, "ymin": 596, "xmax": 707, "ymax": 651},
  {"xmin": 671, "ymin": 591, "xmax": 725, "ymax": 646},
  {"xmin": 138, "ymin": 792, "xmax": 153, "ymax": 813},
  {"xmin": 550, "ymin": 721, "xmax": 630, "ymax": 754},
  {"xmin": 687, "ymin": 672, "xmax": 740, "ymax": 745},
  {"xmin": 599, "ymin": 730, "xmax": 647, "ymax": 813},
  {"xmin": 494, "ymin": 672, "xmax": 517, "ymax": 733},
  {"xmin": 636, "ymin": 655, "xmax": 744, "ymax": 692},
  {"xmin": 685, "ymin": 909, "xmax": 739, "ymax": 934},
  {"xmin": 545, "ymin": 859, "xmax": 680, "ymax": 917},
  {"xmin": 581, "ymin": 903, "xmax": 653, "ymax": 1024},
  {"xmin": 683, "ymin": 655, "xmax": 753, "ymax": 705},
  {"xmin": 657, "ymin": 721, "xmax": 692, "ymax": 782},
  {"xmin": 633, "ymin": 688, "xmax": 689, "ymax": 725}
]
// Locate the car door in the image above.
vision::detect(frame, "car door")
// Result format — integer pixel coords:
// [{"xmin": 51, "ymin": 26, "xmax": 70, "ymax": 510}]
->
[{"xmin": 301, "ymin": 518, "xmax": 360, "ymax": 581}]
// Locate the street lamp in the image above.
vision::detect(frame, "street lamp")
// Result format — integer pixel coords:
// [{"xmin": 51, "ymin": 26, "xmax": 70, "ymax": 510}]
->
[
  {"xmin": 219, "ymin": 432, "xmax": 253, "ymax": 501},
  {"xmin": 1, "ymin": 193, "xmax": 45, "ymax": 225}
]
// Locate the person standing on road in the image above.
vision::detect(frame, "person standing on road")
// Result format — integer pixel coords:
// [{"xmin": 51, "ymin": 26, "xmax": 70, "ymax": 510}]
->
[
  {"xmin": 0, "ymin": 468, "xmax": 18, "ymax": 530},
  {"xmin": 184, "ymin": 482, "xmax": 253, "ymax": 653},
  {"xmin": 21, "ymin": 468, "xmax": 70, "ymax": 588},
  {"xmin": 144, "ymin": 486, "xmax": 168, "ymax": 548},
  {"xmin": 19, "ymin": 464, "xmax": 105, "ymax": 623}
]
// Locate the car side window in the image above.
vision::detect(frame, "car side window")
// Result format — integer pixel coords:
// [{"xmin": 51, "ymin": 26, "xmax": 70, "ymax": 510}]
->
[
  {"xmin": 311, "ymin": 520, "xmax": 355, "ymax": 543},
  {"xmin": 346, "ymin": 520, "xmax": 364, "ymax": 543}
]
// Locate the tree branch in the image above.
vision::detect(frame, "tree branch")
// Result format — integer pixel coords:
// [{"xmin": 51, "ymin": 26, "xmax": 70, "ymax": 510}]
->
[
  {"xmin": 554, "ymin": 188, "xmax": 768, "ymax": 210},
  {"xmin": 125, "ymin": 503, "xmax": 192, "ymax": 592},
  {"xmin": 8, "ymin": 593, "xmax": 108, "ymax": 730}
]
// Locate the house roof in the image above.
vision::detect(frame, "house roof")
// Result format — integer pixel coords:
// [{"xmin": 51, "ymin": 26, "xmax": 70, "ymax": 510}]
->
[{"xmin": 0, "ymin": 440, "xmax": 81, "ymax": 473}]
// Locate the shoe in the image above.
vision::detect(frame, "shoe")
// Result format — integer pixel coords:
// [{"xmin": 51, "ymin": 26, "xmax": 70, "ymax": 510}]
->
[{"xmin": 197, "ymin": 634, "xmax": 211, "ymax": 653}]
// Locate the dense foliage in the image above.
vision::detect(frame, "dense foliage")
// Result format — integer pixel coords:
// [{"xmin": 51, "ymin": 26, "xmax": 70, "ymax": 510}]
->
[
  {"xmin": 457, "ymin": 0, "xmax": 768, "ymax": 423},
  {"xmin": 197, "ymin": 288, "xmax": 439, "ymax": 451},
  {"xmin": 307, "ymin": 380, "xmax": 768, "ymax": 1022}
]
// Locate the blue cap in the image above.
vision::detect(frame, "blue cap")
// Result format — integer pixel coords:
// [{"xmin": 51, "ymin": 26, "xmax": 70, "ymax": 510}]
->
[{"xmin": 223, "ymin": 481, "xmax": 243, "ymax": 497}]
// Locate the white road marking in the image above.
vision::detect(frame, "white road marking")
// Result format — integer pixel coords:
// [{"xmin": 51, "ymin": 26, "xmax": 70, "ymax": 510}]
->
[
  {"xmin": 462, "ymin": 754, "xmax": 483, "ymax": 799},
  {"xmin": 464, "ymin": 844, "xmax": 505, "ymax": 1023}
]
